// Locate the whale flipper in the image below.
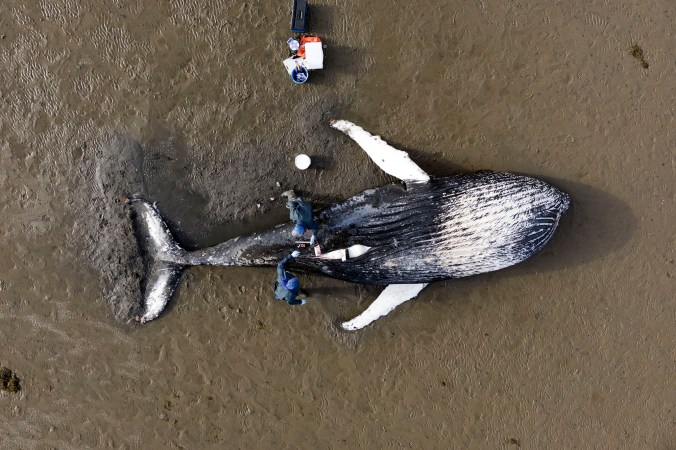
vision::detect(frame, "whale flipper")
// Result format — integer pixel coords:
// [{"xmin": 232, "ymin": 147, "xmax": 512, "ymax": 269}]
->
[
  {"xmin": 341, "ymin": 283, "xmax": 428, "ymax": 330},
  {"xmin": 330, "ymin": 120, "xmax": 430, "ymax": 183}
]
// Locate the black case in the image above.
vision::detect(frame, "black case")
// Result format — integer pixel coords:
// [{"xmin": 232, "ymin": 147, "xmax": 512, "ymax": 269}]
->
[{"xmin": 291, "ymin": 0, "xmax": 309, "ymax": 33}]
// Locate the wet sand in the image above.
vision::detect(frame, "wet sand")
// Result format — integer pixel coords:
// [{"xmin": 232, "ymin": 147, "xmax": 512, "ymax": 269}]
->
[{"xmin": 0, "ymin": 0, "xmax": 674, "ymax": 448}]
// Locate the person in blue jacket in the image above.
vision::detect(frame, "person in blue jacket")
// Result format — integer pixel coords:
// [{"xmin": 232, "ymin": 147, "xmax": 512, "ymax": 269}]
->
[
  {"xmin": 274, "ymin": 251, "xmax": 307, "ymax": 305},
  {"xmin": 282, "ymin": 190, "xmax": 319, "ymax": 246}
]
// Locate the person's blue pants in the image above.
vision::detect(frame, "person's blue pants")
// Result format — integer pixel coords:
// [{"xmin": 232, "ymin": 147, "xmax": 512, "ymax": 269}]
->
[{"xmin": 293, "ymin": 222, "xmax": 318, "ymax": 237}]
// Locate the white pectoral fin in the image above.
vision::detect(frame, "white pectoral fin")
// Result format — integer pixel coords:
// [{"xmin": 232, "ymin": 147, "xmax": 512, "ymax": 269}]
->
[
  {"xmin": 331, "ymin": 120, "xmax": 430, "ymax": 183},
  {"xmin": 341, "ymin": 283, "xmax": 429, "ymax": 331}
]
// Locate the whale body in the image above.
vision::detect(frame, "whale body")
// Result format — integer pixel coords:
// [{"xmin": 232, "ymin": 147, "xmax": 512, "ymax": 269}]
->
[{"xmin": 130, "ymin": 120, "xmax": 570, "ymax": 329}]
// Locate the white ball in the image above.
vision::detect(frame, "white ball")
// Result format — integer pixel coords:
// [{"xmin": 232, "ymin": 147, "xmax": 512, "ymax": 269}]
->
[{"xmin": 295, "ymin": 154, "xmax": 311, "ymax": 170}]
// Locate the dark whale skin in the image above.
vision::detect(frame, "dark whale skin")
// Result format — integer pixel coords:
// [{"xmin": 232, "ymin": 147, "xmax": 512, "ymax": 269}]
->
[{"xmin": 179, "ymin": 170, "xmax": 569, "ymax": 282}]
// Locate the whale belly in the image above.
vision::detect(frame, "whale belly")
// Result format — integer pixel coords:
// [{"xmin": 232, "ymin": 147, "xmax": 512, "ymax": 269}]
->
[{"xmin": 429, "ymin": 172, "xmax": 569, "ymax": 277}]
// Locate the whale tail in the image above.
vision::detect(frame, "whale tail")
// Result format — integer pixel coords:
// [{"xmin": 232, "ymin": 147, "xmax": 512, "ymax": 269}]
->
[{"xmin": 127, "ymin": 198, "xmax": 189, "ymax": 324}]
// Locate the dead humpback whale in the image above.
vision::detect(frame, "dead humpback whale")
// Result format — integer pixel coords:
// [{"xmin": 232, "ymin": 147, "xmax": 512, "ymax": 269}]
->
[{"xmin": 129, "ymin": 120, "xmax": 570, "ymax": 329}]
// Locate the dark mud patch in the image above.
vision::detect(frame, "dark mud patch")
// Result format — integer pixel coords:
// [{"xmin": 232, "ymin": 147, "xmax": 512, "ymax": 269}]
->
[
  {"xmin": 629, "ymin": 44, "xmax": 649, "ymax": 69},
  {"xmin": 72, "ymin": 135, "xmax": 147, "ymax": 323},
  {"xmin": 0, "ymin": 367, "xmax": 21, "ymax": 393},
  {"xmin": 139, "ymin": 123, "xmax": 211, "ymax": 249}
]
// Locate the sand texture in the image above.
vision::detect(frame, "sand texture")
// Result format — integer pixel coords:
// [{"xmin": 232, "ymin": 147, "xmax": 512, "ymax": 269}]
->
[{"xmin": 0, "ymin": 0, "xmax": 674, "ymax": 448}]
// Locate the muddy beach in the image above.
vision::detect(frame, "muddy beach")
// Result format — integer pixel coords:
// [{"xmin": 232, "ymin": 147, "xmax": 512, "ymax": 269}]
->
[{"xmin": 0, "ymin": 0, "xmax": 674, "ymax": 448}]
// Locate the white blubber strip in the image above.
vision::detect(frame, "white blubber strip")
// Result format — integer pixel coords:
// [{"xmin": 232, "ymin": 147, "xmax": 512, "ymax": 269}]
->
[
  {"xmin": 341, "ymin": 283, "xmax": 428, "ymax": 330},
  {"xmin": 331, "ymin": 120, "xmax": 430, "ymax": 182},
  {"xmin": 346, "ymin": 244, "xmax": 370, "ymax": 257},
  {"xmin": 318, "ymin": 244, "xmax": 371, "ymax": 260}
]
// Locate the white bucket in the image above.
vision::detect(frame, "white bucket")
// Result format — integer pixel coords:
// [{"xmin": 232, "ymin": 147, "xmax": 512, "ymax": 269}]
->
[{"xmin": 295, "ymin": 154, "xmax": 311, "ymax": 170}]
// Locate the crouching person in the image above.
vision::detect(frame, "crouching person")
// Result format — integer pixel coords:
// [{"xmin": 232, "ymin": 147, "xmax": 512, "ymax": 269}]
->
[
  {"xmin": 282, "ymin": 190, "xmax": 319, "ymax": 246},
  {"xmin": 274, "ymin": 250, "xmax": 308, "ymax": 305}
]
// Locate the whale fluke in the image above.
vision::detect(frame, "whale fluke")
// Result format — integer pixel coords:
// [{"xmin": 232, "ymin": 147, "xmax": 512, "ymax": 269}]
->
[
  {"xmin": 330, "ymin": 120, "xmax": 430, "ymax": 183},
  {"xmin": 341, "ymin": 283, "xmax": 429, "ymax": 330},
  {"xmin": 128, "ymin": 198, "xmax": 188, "ymax": 323}
]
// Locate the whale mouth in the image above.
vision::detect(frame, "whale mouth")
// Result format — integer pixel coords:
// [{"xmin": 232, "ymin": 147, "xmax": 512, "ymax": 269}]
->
[{"xmin": 316, "ymin": 244, "xmax": 371, "ymax": 261}]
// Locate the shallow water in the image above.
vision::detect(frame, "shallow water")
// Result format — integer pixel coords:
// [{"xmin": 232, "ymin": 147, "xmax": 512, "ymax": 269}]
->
[{"xmin": 1, "ymin": 0, "xmax": 674, "ymax": 448}]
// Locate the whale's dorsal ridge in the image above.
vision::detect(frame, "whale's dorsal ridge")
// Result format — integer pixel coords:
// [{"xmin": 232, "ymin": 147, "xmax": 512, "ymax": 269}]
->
[{"xmin": 331, "ymin": 120, "xmax": 430, "ymax": 184}]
